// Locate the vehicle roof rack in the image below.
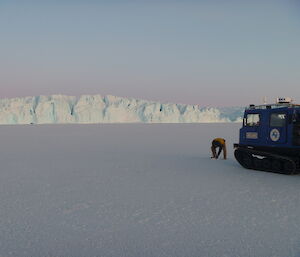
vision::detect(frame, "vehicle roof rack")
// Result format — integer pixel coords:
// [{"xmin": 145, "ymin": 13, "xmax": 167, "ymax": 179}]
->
[{"xmin": 246, "ymin": 103, "xmax": 300, "ymax": 110}]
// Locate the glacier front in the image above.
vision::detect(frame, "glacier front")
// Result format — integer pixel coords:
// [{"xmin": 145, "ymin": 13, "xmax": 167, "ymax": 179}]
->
[{"xmin": 0, "ymin": 94, "xmax": 244, "ymax": 125}]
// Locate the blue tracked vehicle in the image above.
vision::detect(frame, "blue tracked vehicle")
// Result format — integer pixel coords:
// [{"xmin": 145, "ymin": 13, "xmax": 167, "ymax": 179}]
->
[{"xmin": 234, "ymin": 97, "xmax": 300, "ymax": 175}]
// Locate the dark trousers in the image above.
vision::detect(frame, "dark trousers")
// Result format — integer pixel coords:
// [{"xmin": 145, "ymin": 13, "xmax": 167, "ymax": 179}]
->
[{"xmin": 212, "ymin": 140, "xmax": 223, "ymax": 157}]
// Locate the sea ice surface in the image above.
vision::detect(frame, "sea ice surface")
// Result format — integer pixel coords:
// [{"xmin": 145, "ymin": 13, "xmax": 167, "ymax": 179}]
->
[{"xmin": 0, "ymin": 123, "xmax": 300, "ymax": 257}]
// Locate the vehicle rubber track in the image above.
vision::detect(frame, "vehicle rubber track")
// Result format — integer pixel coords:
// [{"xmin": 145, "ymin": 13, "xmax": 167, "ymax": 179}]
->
[{"xmin": 234, "ymin": 147, "xmax": 298, "ymax": 175}]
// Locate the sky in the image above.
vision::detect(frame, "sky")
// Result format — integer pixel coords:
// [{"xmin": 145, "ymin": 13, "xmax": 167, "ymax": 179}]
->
[{"xmin": 0, "ymin": 0, "xmax": 300, "ymax": 106}]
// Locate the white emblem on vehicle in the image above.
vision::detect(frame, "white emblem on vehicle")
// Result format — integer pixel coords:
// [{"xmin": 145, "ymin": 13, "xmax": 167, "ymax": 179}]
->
[{"xmin": 270, "ymin": 128, "xmax": 280, "ymax": 142}]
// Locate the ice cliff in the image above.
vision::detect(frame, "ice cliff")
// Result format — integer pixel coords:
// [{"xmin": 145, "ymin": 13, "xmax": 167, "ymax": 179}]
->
[{"xmin": 0, "ymin": 95, "xmax": 243, "ymax": 124}]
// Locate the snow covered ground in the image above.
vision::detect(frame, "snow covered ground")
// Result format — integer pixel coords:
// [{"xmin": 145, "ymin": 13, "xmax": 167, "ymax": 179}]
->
[{"xmin": 1, "ymin": 123, "xmax": 300, "ymax": 257}]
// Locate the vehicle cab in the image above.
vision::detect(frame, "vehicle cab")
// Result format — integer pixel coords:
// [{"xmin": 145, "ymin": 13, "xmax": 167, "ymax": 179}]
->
[{"xmin": 239, "ymin": 97, "xmax": 300, "ymax": 149}]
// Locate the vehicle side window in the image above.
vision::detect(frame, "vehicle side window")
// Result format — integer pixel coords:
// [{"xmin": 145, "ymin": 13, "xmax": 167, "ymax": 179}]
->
[
  {"xmin": 292, "ymin": 112, "xmax": 300, "ymax": 124},
  {"xmin": 270, "ymin": 113, "xmax": 286, "ymax": 127},
  {"xmin": 246, "ymin": 114, "xmax": 260, "ymax": 126}
]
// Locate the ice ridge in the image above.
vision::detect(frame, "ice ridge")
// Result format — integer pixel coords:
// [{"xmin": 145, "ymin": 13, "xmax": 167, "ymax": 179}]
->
[{"xmin": 0, "ymin": 95, "xmax": 244, "ymax": 124}]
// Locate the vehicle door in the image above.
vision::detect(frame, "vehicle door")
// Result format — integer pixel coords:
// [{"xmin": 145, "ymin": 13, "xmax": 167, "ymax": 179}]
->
[
  {"xmin": 243, "ymin": 112, "xmax": 262, "ymax": 144},
  {"xmin": 268, "ymin": 111, "xmax": 287, "ymax": 144}
]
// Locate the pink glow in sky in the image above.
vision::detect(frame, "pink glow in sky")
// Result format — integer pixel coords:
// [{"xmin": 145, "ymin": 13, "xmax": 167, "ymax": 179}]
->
[{"xmin": 1, "ymin": 1, "xmax": 300, "ymax": 106}]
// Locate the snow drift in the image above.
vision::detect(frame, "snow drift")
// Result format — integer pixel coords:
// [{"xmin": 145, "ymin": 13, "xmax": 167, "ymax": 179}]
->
[{"xmin": 0, "ymin": 94, "xmax": 243, "ymax": 124}]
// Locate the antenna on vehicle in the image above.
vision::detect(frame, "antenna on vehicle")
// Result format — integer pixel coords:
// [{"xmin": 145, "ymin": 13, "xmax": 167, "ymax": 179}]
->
[{"xmin": 263, "ymin": 96, "xmax": 267, "ymax": 105}]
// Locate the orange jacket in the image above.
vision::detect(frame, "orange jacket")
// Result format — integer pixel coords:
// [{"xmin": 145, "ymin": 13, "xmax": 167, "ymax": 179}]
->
[{"xmin": 213, "ymin": 138, "xmax": 226, "ymax": 145}]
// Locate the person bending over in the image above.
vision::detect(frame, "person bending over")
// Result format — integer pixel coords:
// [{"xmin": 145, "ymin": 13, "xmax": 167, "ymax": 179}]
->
[{"xmin": 211, "ymin": 138, "xmax": 227, "ymax": 160}]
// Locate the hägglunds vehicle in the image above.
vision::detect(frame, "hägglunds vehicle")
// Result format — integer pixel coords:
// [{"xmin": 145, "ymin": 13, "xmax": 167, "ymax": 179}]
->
[{"xmin": 234, "ymin": 97, "xmax": 300, "ymax": 175}]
